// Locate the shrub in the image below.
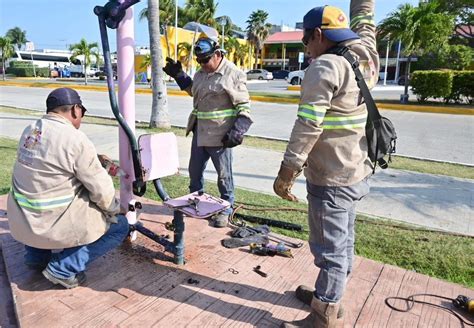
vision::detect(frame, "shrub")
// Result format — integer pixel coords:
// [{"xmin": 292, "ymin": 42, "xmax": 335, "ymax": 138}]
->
[
  {"xmin": 6, "ymin": 61, "xmax": 49, "ymax": 77},
  {"xmin": 410, "ymin": 71, "xmax": 453, "ymax": 102},
  {"xmin": 446, "ymin": 71, "xmax": 474, "ymax": 104}
]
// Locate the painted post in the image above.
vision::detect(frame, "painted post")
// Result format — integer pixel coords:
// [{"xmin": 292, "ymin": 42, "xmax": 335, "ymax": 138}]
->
[
  {"xmin": 117, "ymin": 1, "xmax": 137, "ymax": 229},
  {"xmin": 384, "ymin": 38, "xmax": 390, "ymax": 85}
]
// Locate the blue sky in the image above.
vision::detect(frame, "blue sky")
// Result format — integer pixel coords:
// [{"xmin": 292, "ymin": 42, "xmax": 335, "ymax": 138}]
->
[{"xmin": 0, "ymin": 0, "xmax": 419, "ymax": 51}]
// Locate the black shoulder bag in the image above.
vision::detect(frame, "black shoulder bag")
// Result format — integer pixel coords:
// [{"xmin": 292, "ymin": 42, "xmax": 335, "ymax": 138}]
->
[{"xmin": 327, "ymin": 46, "xmax": 397, "ymax": 171}]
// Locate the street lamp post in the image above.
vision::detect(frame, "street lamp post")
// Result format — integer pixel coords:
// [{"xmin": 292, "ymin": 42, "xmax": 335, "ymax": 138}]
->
[{"xmin": 216, "ymin": 17, "xmax": 226, "ymax": 51}]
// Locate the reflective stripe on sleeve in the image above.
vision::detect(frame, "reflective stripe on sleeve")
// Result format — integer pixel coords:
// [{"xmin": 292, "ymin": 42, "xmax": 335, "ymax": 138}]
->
[
  {"xmin": 350, "ymin": 14, "xmax": 375, "ymax": 28},
  {"xmin": 323, "ymin": 113, "xmax": 367, "ymax": 130},
  {"xmin": 297, "ymin": 104, "xmax": 327, "ymax": 123},
  {"xmin": 235, "ymin": 103, "xmax": 251, "ymax": 115},
  {"xmin": 13, "ymin": 191, "xmax": 74, "ymax": 210},
  {"xmin": 195, "ymin": 109, "xmax": 238, "ymax": 120}
]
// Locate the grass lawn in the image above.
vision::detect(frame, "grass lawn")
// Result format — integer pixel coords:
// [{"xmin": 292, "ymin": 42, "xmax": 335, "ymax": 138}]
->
[{"xmin": 1, "ymin": 136, "xmax": 473, "ymax": 288}]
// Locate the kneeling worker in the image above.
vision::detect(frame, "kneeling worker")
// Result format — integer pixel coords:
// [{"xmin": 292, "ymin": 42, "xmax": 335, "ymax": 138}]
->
[{"xmin": 7, "ymin": 87, "xmax": 129, "ymax": 289}]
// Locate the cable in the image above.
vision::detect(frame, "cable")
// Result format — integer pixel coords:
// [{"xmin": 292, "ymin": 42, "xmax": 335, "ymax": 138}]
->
[{"xmin": 385, "ymin": 294, "xmax": 474, "ymax": 326}]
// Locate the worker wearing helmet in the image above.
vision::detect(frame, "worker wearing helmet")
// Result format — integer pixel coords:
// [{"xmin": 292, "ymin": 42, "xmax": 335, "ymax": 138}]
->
[
  {"xmin": 275, "ymin": 1, "xmax": 378, "ymax": 327},
  {"xmin": 164, "ymin": 37, "xmax": 252, "ymax": 228}
]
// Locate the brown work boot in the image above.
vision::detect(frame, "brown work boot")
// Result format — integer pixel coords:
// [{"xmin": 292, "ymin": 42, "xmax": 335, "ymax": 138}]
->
[
  {"xmin": 295, "ymin": 285, "xmax": 344, "ymax": 318},
  {"xmin": 212, "ymin": 213, "xmax": 229, "ymax": 228},
  {"xmin": 281, "ymin": 297, "xmax": 340, "ymax": 328}
]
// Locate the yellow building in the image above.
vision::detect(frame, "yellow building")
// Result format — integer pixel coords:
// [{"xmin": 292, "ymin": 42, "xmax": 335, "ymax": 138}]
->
[{"xmin": 135, "ymin": 26, "xmax": 254, "ymax": 81}]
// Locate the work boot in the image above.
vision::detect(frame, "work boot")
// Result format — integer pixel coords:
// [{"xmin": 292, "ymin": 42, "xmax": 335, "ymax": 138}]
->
[
  {"xmin": 42, "ymin": 268, "xmax": 87, "ymax": 289},
  {"xmin": 212, "ymin": 213, "xmax": 229, "ymax": 228},
  {"xmin": 282, "ymin": 297, "xmax": 340, "ymax": 328},
  {"xmin": 295, "ymin": 285, "xmax": 344, "ymax": 318}
]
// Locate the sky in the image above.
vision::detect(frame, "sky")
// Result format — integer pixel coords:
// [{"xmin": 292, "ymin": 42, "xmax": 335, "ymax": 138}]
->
[{"xmin": 0, "ymin": 0, "xmax": 420, "ymax": 51}]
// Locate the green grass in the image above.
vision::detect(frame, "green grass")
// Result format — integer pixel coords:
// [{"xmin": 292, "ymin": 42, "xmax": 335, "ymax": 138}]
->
[{"xmin": 1, "ymin": 136, "xmax": 473, "ymax": 287}]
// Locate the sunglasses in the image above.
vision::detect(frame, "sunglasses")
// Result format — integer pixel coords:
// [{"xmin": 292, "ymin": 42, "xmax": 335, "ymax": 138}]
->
[
  {"xmin": 302, "ymin": 28, "xmax": 314, "ymax": 46},
  {"xmin": 196, "ymin": 55, "xmax": 213, "ymax": 65},
  {"xmin": 72, "ymin": 104, "xmax": 86, "ymax": 118}
]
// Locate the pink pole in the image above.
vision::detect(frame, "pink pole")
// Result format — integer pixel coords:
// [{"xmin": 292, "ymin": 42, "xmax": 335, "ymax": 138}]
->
[{"xmin": 117, "ymin": 1, "xmax": 136, "ymax": 223}]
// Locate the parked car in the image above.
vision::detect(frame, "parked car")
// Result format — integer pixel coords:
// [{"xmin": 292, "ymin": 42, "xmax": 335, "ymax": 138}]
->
[
  {"xmin": 246, "ymin": 69, "xmax": 273, "ymax": 80},
  {"xmin": 272, "ymin": 69, "xmax": 290, "ymax": 79},
  {"xmin": 286, "ymin": 70, "xmax": 305, "ymax": 85}
]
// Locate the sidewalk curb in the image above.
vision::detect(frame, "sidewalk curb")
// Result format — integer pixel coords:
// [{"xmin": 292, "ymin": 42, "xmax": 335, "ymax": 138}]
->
[{"xmin": 1, "ymin": 80, "xmax": 473, "ymax": 115}]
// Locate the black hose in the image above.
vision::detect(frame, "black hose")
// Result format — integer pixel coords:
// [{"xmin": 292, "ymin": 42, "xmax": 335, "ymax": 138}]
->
[
  {"xmin": 153, "ymin": 179, "xmax": 170, "ymax": 201},
  {"xmin": 94, "ymin": 1, "xmax": 146, "ymax": 196}
]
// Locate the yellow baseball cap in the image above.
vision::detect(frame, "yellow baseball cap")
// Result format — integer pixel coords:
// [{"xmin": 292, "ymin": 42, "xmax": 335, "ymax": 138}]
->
[{"xmin": 303, "ymin": 6, "xmax": 359, "ymax": 42}]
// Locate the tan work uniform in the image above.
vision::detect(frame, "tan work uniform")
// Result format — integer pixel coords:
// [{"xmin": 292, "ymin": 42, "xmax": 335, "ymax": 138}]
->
[
  {"xmin": 185, "ymin": 57, "xmax": 252, "ymax": 147},
  {"xmin": 7, "ymin": 114, "xmax": 120, "ymax": 249},
  {"xmin": 283, "ymin": 1, "xmax": 379, "ymax": 186}
]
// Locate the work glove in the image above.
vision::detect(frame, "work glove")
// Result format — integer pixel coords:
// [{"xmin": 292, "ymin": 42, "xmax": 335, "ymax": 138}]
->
[
  {"xmin": 273, "ymin": 162, "xmax": 302, "ymax": 202},
  {"xmin": 222, "ymin": 115, "xmax": 253, "ymax": 148},
  {"xmin": 163, "ymin": 57, "xmax": 192, "ymax": 90},
  {"xmin": 163, "ymin": 57, "xmax": 183, "ymax": 78}
]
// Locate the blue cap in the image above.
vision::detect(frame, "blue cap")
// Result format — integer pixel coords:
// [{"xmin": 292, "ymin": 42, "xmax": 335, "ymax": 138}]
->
[
  {"xmin": 46, "ymin": 88, "xmax": 86, "ymax": 112},
  {"xmin": 303, "ymin": 6, "xmax": 360, "ymax": 43}
]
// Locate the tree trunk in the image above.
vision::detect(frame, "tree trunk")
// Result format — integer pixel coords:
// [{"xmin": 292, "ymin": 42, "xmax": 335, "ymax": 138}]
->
[
  {"xmin": 148, "ymin": 0, "xmax": 170, "ymax": 128},
  {"xmin": 2, "ymin": 57, "xmax": 5, "ymax": 81},
  {"xmin": 403, "ymin": 55, "xmax": 411, "ymax": 98},
  {"xmin": 84, "ymin": 59, "xmax": 88, "ymax": 85}
]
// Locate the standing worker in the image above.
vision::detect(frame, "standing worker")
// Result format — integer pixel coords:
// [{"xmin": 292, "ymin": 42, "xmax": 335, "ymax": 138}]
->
[
  {"xmin": 273, "ymin": 1, "xmax": 378, "ymax": 327},
  {"xmin": 7, "ymin": 87, "xmax": 129, "ymax": 289},
  {"xmin": 164, "ymin": 37, "xmax": 253, "ymax": 228}
]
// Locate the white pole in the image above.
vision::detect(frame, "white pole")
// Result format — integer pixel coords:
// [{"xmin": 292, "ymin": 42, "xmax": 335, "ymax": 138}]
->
[
  {"xmin": 394, "ymin": 40, "xmax": 401, "ymax": 82},
  {"xmin": 30, "ymin": 52, "xmax": 36, "ymax": 78},
  {"xmin": 174, "ymin": 0, "xmax": 178, "ymax": 61},
  {"xmin": 282, "ymin": 43, "xmax": 285, "ymax": 70},
  {"xmin": 221, "ymin": 24, "xmax": 225, "ymax": 51},
  {"xmin": 383, "ymin": 38, "xmax": 389, "ymax": 85}
]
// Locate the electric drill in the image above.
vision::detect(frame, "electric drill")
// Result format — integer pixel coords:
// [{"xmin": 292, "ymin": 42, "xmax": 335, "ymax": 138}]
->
[{"xmin": 453, "ymin": 295, "xmax": 474, "ymax": 314}]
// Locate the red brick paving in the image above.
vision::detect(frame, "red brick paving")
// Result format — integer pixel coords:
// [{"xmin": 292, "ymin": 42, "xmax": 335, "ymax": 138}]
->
[{"xmin": 0, "ymin": 195, "xmax": 472, "ymax": 327}]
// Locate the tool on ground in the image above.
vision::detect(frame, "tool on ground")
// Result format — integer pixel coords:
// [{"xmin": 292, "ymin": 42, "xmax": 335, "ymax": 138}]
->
[
  {"xmin": 453, "ymin": 295, "xmax": 474, "ymax": 314},
  {"xmin": 253, "ymin": 265, "xmax": 267, "ymax": 278},
  {"xmin": 385, "ymin": 293, "xmax": 474, "ymax": 326},
  {"xmin": 249, "ymin": 243, "xmax": 293, "ymax": 258},
  {"xmin": 231, "ymin": 225, "xmax": 303, "ymax": 249},
  {"xmin": 233, "ymin": 213, "xmax": 302, "ymax": 231}
]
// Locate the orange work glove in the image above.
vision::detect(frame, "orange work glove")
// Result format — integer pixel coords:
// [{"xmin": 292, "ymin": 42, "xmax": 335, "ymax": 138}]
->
[{"xmin": 273, "ymin": 163, "xmax": 301, "ymax": 202}]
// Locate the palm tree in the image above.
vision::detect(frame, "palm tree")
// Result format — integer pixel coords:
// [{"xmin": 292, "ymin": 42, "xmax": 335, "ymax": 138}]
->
[
  {"xmin": 378, "ymin": 3, "xmax": 454, "ymax": 102},
  {"xmin": 225, "ymin": 37, "xmax": 239, "ymax": 64},
  {"xmin": 177, "ymin": 41, "xmax": 192, "ymax": 71},
  {"xmin": 0, "ymin": 37, "xmax": 14, "ymax": 81},
  {"xmin": 6, "ymin": 27, "xmax": 27, "ymax": 51},
  {"xmin": 234, "ymin": 43, "xmax": 249, "ymax": 68},
  {"xmin": 246, "ymin": 10, "xmax": 272, "ymax": 69},
  {"xmin": 147, "ymin": 0, "xmax": 170, "ymax": 128},
  {"xmin": 184, "ymin": 0, "xmax": 218, "ymax": 26},
  {"xmin": 139, "ymin": 0, "xmax": 176, "ymax": 58},
  {"xmin": 69, "ymin": 39, "xmax": 99, "ymax": 85}
]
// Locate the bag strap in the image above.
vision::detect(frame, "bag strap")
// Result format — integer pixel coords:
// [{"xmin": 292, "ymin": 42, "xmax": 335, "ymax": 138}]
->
[{"xmin": 325, "ymin": 46, "xmax": 381, "ymax": 122}]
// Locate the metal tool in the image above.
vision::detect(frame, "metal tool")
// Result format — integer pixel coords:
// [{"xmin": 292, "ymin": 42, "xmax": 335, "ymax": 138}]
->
[
  {"xmin": 173, "ymin": 197, "xmax": 201, "ymax": 215},
  {"xmin": 253, "ymin": 265, "xmax": 267, "ymax": 277}
]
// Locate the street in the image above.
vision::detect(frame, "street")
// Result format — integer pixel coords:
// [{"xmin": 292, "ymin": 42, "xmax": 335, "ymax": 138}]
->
[{"xmin": 1, "ymin": 85, "xmax": 472, "ymax": 164}]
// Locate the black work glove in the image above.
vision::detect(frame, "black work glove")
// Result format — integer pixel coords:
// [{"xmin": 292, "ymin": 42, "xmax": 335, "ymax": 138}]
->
[
  {"xmin": 222, "ymin": 115, "xmax": 253, "ymax": 148},
  {"xmin": 163, "ymin": 57, "xmax": 183, "ymax": 79},
  {"xmin": 163, "ymin": 57, "xmax": 192, "ymax": 90}
]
